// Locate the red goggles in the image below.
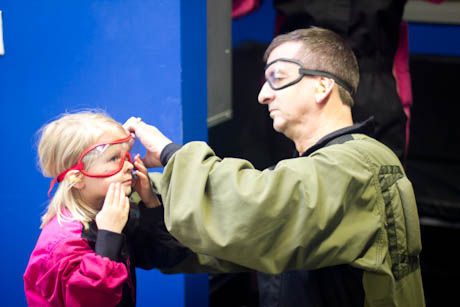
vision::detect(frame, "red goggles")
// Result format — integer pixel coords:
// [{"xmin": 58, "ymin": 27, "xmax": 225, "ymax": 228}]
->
[{"xmin": 48, "ymin": 134, "xmax": 135, "ymax": 197}]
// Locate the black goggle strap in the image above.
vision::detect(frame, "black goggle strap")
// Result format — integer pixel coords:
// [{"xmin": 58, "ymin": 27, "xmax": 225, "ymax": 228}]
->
[{"xmin": 299, "ymin": 68, "xmax": 354, "ymax": 95}]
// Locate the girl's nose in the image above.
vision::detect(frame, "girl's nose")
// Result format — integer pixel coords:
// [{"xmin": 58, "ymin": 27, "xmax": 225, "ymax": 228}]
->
[{"xmin": 124, "ymin": 153, "xmax": 134, "ymax": 171}]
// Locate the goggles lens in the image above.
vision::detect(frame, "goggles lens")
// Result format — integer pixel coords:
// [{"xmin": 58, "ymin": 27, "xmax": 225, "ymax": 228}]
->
[
  {"xmin": 264, "ymin": 59, "xmax": 304, "ymax": 91},
  {"xmin": 264, "ymin": 58, "xmax": 354, "ymax": 94},
  {"xmin": 80, "ymin": 134, "xmax": 140, "ymax": 178}
]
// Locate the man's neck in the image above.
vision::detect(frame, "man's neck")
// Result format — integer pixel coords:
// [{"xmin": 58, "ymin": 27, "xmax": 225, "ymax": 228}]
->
[{"xmin": 293, "ymin": 110, "xmax": 353, "ymax": 155}]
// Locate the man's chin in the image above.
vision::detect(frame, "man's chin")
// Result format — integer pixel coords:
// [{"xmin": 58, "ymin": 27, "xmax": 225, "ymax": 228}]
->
[{"xmin": 272, "ymin": 121, "xmax": 285, "ymax": 133}]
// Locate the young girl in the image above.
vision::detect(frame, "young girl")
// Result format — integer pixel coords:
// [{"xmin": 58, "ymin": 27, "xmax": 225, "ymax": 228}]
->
[{"xmin": 24, "ymin": 111, "xmax": 189, "ymax": 306}]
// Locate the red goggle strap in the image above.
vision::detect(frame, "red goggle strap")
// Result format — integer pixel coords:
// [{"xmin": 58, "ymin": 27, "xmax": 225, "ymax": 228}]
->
[{"xmin": 47, "ymin": 161, "xmax": 84, "ymax": 198}]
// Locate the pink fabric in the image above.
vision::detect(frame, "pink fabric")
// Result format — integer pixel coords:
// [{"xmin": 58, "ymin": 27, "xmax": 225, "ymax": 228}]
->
[
  {"xmin": 232, "ymin": 0, "xmax": 261, "ymax": 19},
  {"xmin": 24, "ymin": 216, "xmax": 128, "ymax": 307},
  {"xmin": 394, "ymin": 22, "xmax": 412, "ymax": 111},
  {"xmin": 393, "ymin": 21, "xmax": 412, "ymax": 153},
  {"xmin": 393, "ymin": 0, "xmax": 445, "ymax": 153}
]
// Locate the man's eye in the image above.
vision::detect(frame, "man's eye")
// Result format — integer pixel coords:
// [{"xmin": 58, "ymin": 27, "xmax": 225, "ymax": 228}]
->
[
  {"xmin": 268, "ymin": 71, "xmax": 279, "ymax": 78},
  {"xmin": 110, "ymin": 155, "xmax": 120, "ymax": 162},
  {"xmin": 272, "ymin": 70, "xmax": 286, "ymax": 79}
]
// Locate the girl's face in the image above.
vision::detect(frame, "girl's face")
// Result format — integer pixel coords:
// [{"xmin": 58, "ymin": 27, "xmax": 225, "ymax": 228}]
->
[{"xmin": 78, "ymin": 131, "xmax": 134, "ymax": 209}]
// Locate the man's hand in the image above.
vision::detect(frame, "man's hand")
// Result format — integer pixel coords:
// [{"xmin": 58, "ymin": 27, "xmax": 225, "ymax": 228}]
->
[
  {"xmin": 132, "ymin": 154, "xmax": 161, "ymax": 208},
  {"xmin": 123, "ymin": 117, "xmax": 172, "ymax": 168},
  {"xmin": 96, "ymin": 183, "xmax": 130, "ymax": 234}
]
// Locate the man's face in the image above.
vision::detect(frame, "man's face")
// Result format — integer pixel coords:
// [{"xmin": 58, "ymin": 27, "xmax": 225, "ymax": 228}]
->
[{"xmin": 258, "ymin": 41, "xmax": 317, "ymax": 137}]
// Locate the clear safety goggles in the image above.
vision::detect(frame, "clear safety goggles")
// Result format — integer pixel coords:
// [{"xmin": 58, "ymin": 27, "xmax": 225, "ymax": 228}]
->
[
  {"xmin": 48, "ymin": 134, "xmax": 140, "ymax": 197},
  {"xmin": 264, "ymin": 58, "xmax": 353, "ymax": 94}
]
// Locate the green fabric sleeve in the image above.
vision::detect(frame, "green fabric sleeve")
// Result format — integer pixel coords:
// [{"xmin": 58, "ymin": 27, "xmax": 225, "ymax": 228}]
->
[
  {"xmin": 160, "ymin": 141, "xmax": 384, "ymax": 274},
  {"xmin": 130, "ymin": 177, "xmax": 252, "ymax": 274}
]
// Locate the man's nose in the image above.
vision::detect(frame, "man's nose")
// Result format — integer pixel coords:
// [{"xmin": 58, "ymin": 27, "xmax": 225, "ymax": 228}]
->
[{"xmin": 258, "ymin": 82, "xmax": 275, "ymax": 105}]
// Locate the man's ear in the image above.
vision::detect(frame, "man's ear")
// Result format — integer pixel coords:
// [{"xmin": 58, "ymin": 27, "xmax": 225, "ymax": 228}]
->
[
  {"xmin": 315, "ymin": 77, "xmax": 334, "ymax": 103},
  {"xmin": 67, "ymin": 171, "xmax": 84, "ymax": 189}
]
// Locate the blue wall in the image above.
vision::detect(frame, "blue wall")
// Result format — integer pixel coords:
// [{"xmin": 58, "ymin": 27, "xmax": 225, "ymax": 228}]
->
[{"xmin": 0, "ymin": 1, "xmax": 207, "ymax": 306}]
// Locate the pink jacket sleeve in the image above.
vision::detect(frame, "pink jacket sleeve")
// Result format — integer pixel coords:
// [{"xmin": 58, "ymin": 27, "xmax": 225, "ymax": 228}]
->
[{"xmin": 25, "ymin": 236, "xmax": 128, "ymax": 307}]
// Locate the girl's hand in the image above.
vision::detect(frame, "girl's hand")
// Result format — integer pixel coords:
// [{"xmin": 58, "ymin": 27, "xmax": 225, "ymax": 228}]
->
[
  {"xmin": 95, "ymin": 183, "xmax": 130, "ymax": 233},
  {"xmin": 132, "ymin": 154, "xmax": 161, "ymax": 208}
]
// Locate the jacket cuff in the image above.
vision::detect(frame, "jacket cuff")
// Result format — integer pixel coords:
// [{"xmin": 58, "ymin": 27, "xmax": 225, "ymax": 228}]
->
[
  {"xmin": 95, "ymin": 230, "xmax": 124, "ymax": 262},
  {"xmin": 139, "ymin": 201, "xmax": 164, "ymax": 222},
  {"xmin": 160, "ymin": 143, "xmax": 182, "ymax": 166}
]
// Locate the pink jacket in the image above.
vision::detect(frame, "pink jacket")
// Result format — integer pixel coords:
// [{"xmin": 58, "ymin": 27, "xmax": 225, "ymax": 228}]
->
[{"xmin": 24, "ymin": 215, "xmax": 129, "ymax": 307}]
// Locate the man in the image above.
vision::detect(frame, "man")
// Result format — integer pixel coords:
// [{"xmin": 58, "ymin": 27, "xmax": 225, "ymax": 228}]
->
[
  {"xmin": 272, "ymin": 0, "xmax": 410, "ymax": 160},
  {"xmin": 126, "ymin": 27, "xmax": 425, "ymax": 306}
]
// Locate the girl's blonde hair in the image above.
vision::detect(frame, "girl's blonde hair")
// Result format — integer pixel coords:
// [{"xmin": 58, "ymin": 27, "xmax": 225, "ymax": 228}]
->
[{"xmin": 37, "ymin": 110, "xmax": 127, "ymax": 229}]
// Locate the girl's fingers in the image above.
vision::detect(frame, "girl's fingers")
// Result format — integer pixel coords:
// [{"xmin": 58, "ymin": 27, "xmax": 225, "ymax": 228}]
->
[
  {"xmin": 118, "ymin": 183, "xmax": 125, "ymax": 206},
  {"xmin": 105, "ymin": 183, "xmax": 116, "ymax": 207},
  {"xmin": 134, "ymin": 170, "xmax": 151, "ymax": 193},
  {"xmin": 134, "ymin": 155, "xmax": 147, "ymax": 173},
  {"xmin": 124, "ymin": 196, "xmax": 130, "ymax": 212},
  {"xmin": 131, "ymin": 175, "xmax": 139, "ymax": 188},
  {"xmin": 113, "ymin": 182, "xmax": 121, "ymax": 207},
  {"xmin": 135, "ymin": 169, "xmax": 147, "ymax": 180}
]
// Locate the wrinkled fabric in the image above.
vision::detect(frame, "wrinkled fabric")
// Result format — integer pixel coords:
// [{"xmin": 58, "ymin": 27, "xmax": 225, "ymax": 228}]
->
[
  {"xmin": 24, "ymin": 216, "xmax": 128, "ymax": 307},
  {"xmin": 159, "ymin": 120, "xmax": 425, "ymax": 306}
]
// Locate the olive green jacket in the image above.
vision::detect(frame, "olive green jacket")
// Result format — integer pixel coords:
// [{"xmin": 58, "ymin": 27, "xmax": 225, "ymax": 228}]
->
[{"xmin": 153, "ymin": 132, "xmax": 425, "ymax": 306}]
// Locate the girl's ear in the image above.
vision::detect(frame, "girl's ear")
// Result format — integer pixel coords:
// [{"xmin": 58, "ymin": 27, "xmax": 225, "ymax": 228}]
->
[{"xmin": 67, "ymin": 171, "xmax": 84, "ymax": 189}]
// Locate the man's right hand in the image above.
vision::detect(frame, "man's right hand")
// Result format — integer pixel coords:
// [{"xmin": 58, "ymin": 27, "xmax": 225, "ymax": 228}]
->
[{"xmin": 123, "ymin": 117, "xmax": 172, "ymax": 168}]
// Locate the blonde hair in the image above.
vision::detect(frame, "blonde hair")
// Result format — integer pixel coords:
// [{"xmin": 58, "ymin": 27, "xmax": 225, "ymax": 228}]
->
[{"xmin": 37, "ymin": 110, "xmax": 127, "ymax": 229}]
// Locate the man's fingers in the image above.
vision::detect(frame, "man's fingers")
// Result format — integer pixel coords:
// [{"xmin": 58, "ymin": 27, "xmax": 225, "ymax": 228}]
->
[{"xmin": 123, "ymin": 116, "xmax": 140, "ymax": 131}]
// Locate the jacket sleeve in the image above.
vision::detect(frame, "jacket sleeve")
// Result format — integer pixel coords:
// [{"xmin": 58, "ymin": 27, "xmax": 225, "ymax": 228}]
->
[
  {"xmin": 129, "ymin": 203, "xmax": 191, "ymax": 270},
  {"xmin": 128, "ymin": 196, "xmax": 251, "ymax": 274},
  {"xmin": 36, "ymin": 235, "xmax": 128, "ymax": 307},
  {"xmin": 160, "ymin": 141, "xmax": 383, "ymax": 274}
]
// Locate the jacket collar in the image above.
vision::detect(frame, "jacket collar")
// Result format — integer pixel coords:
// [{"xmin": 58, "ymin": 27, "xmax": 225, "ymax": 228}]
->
[{"xmin": 300, "ymin": 117, "xmax": 375, "ymax": 157}]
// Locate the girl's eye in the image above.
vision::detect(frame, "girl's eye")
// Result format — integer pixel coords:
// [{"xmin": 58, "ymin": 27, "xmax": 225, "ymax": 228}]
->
[{"xmin": 110, "ymin": 155, "xmax": 120, "ymax": 162}]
